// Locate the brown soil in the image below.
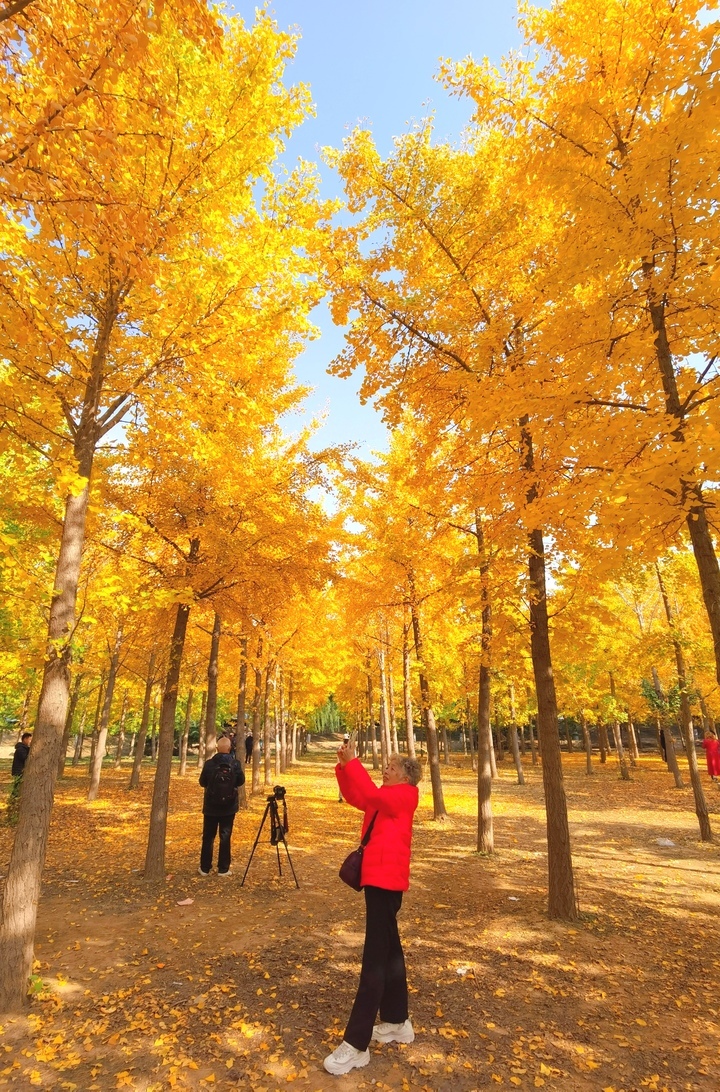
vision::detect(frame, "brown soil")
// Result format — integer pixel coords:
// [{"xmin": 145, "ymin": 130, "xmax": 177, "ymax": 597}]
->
[{"xmin": 0, "ymin": 747, "xmax": 719, "ymax": 1091}]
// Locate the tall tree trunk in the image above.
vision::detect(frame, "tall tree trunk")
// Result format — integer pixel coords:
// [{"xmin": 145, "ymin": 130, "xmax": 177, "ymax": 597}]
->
[
  {"xmin": 652, "ymin": 666, "xmax": 685, "ymax": 787},
  {"xmin": 564, "ymin": 721, "xmax": 574, "ymax": 754},
  {"xmin": 179, "ymin": 688, "xmax": 193, "ymax": 777},
  {"xmin": 236, "ymin": 634, "xmax": 248, "ymax": 806},
  {"xmin": 409, "ymin": 575, "xmax": 446, "ymax": 820},
  {"xmin": 131, "ymin": 668, "xmax": 156, "ymax": 790},
  {"xmin": 144, "ymin": 598, "xmax": 192, "ymax": 881},
  {"xmin": 386, "ymin": 624, "xmax": 399, "ymax": 753},
  {"xmin": 251, "ymin": 635, "xmax": 263, "ymax": 794},
  {"xmin": 580, "ymin": 713, "xmax": 593, "ymax": 775},
  {"xmin": 656, "ymin": 564, "xmax": 711, "ymax": 841},
  {"xmin": 402, "ymin": 621, "xmax": 416, "ymax": 760},
  {"xmin": 279, "ymin": 669, "xmax": 287, "ymax": 774},
  {"xmin": 475, "ymin": 515, "xmax": 494, "ymax": 850},
  {"xmin": 644, "ymin": 279, "xmax": 720, "ymax": 687},
  {"xmin": 508, "ymin": 684, "xmax": 525, "ymax": 786},
  {"xmin": 274, "ymin": 682, "xmax": 281, "ymax": 780},
  {"xmin": 114, "ymin": 691, "xmax": 128, "ymax": 769},
  {"xmin": 441, "ymin": 722, "xmax": 452, "ymax": 766},
  {"xmin": 626, "ymin": 712, "xmax": 640, "ymax": 766},
  {"xmin": 466, "ymin": 695, "xmax": 477, "ymax": 772},
  {"xmin": 377, "ymin": 641, "xmax": 390, "ymax": 767},
  {"xmin": 598, "ymin": 723, "xmax": 609, "ymax": 763},
  {"xmin": 522, "ymin": 421, "xmax": 577, "ymax": 920},
  {"xmin": 72, "ymin": 708, "xmax": 86, "ymax": 766},
  {"xmin": 288, "ymin": 673, "xmax": 297, "ymax": 766},
  {"xmin": 366, "ymin": 667, "xmax": 379, "ymax": 770},
  {"xmin": 609, "ymin": 672, "xmax": 631, "ymax": 781},
  {"xmin": 204, "ymin": 611, "xmax": 221, "ymax": 760},
  {"xmin": 88, "ymin": 624, "xmax": 123, "ymax": 801},
  {"xmin": 263, "ymin": 661, "xmax": 275, "ymax": 788},
  {"xmin": 0, "ymin": 300, "xmax": 117, "ymax": 1011},
  {"xmin": 58, "ymin": 671, "xmax": 83, "ymax": 779},
  {"xmin": 88, "ymin": 675, "xmax": 105, "ymax": 775},
  {"xmin": 196, "ymin": 690, "xmax": 207, "ymax": 768}
]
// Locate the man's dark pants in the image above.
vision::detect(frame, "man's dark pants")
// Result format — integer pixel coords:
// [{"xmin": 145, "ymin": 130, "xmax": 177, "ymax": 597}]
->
[
  {"xmin": 200, "ymin": 813, "xmax": 235, "ymax": 874},
  {"xmin": 344, "ymin": 885, "xmax": 408, "ymax": 1051}
]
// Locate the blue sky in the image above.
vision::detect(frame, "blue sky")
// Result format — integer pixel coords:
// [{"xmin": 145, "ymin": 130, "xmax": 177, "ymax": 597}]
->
[{"xmin": 227, "ymin": 1, "xmax": 523, "ymax": 456}]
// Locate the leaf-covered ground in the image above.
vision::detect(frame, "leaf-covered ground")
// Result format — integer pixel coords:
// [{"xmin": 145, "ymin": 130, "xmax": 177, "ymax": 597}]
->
[{"xmin": 1, "ymin": 745, "xmax": 719, "ymax": 1091}]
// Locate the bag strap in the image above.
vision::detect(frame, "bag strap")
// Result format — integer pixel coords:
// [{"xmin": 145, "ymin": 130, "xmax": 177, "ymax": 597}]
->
[{"xmin": 360, "ymin": 811, "xmax": 379, "ymax": 848}]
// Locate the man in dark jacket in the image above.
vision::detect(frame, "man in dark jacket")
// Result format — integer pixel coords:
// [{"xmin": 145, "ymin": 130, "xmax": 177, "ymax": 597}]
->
[
  {"xmin": 198, "ymin": 736, "xmax": 244, "ymax": 876},
  {"xmin": 11, "ymin": 733, "xmax": 32, "ymax": 777}
]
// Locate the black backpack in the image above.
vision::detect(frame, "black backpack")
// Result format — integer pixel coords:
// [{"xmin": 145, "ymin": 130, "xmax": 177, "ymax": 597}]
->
[{"xmin": 206, "ymin": 759, "xmax": 237, "ymax": 812}]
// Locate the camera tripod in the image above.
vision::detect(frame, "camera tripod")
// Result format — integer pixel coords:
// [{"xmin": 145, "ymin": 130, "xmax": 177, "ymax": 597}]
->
[{"xmin": 240, "ymin": 788, "xmax": 300, "ymax": 889}]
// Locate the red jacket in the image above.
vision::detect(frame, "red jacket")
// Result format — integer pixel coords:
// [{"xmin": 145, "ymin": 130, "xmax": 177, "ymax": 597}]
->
[{"xmin": 336, "ymin": 758, "xmax": 418, "ymax": 891}]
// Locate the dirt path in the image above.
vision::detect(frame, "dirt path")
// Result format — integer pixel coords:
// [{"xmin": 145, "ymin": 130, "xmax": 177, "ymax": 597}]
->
[{"xmin": 1, "ymin": 748, "xmax": 719, "ymax": 1090}]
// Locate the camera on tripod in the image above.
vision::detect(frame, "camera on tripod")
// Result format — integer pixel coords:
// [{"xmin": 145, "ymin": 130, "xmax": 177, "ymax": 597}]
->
[
  {"xmin": 241, "ymin": 783, "xmax": 299, "ymax": 889},
  {"xmin": 269, "ymin": 785, "xmax": 286, "ymax": 802}
]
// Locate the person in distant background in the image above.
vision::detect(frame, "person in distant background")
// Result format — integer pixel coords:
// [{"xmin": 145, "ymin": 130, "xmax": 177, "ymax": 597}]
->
[
  {"xmin": 701, "ymin": 730, "xmax": 720, "ymax": 782},
  {"xmin": 11, "ymin": 732, "xmax": 31, "ymax": 777},
  {"xmin": 245, "ymin": 729, "xmax": 253, "ymax": 763}
]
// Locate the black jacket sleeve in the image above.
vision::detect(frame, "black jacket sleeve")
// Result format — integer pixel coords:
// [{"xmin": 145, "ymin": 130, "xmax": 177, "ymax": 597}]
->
[
  {"xmin": 235, "ymin": 760, "xmax": 245, "ymax": 788},
  {"xmin": 199, "ymin": 759, "xmax": 212, "ymax": 788}
]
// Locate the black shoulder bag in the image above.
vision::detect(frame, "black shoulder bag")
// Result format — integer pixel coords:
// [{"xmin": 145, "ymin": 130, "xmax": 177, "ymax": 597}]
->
[{"xmin": 339, "ymin": 812, "xmax": 378, "ymax": 891}]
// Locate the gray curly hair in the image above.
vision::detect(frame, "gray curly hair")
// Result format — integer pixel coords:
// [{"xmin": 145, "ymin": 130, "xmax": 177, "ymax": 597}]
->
[{"xmin": 392, "ymin": 753, "xmax": 422, "ymax": 786}]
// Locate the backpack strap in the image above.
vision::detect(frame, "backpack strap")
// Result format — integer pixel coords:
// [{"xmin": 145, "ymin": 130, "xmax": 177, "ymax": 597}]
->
[{"xmin": 360, "ymin": 811, "xmax": 379, "ymax": 847}]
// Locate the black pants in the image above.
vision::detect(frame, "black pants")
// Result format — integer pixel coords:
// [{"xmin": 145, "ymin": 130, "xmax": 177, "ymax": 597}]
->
[
  {"xmin": 200, "ymin": 813, "xmax": 235, "ymax": 874},
  {"xmin": 344, "ymin": 886, "xmax": 408, "ymax": 1051}
]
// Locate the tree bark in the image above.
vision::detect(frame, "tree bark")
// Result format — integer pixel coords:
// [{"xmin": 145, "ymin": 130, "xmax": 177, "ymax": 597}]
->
[
  {"xmin": 609, "ymin": 672, "xmax": 631, "ymax": 781},
  {"xmin": 179, "ymin": 688, "xmax": 193, "ymax": 777},
  {"xmin": 88, "ymin": 676, "xmax": 105, "ymax": 775},
  {"xmin": 656, "ymin": 565, "xmax": 711, "ymax": 840},
  {"xmin": 580, "ymin": 713, "xmax": 593, "ymax": 775},
  {"xmin": 377, "ymin": 641, "xmax": 390, "ymax": 766},
  {"xmin": 114, "ymin": 691, "xmax": 128, "ymax": 769},
  {"xmin": 508, "ymin": 684, "xmax": 525, "ymax": 786},
  {"xmin": 279, "ymin": 669, "xmax": 287, "ymax": 774},
  {"xmin": 522, "ymin": 421, "xmax": 577, "ymax": 920},
  {"xmin": 626, "ymin": 712, "xmax": 640, "ymax": 766},
  {"xmin": 0, "ymin": 299, "xmax": 117, "ymax": 1011},
  {"xmin": 366, "ymin": 667, "xmax": 379, "ymax": 770},
  {"xmin": 652, "ymin": 668, "xmax": 685, "ymax": 787},
  {"xmin": 409, "ymin": 575, "xmax": 446, "ymax": 820},
  {"xmin": 88, "ymin": 624, "xmax": 123, "ymax": 801},
  {"xmin": 645, "ymin": 279, "xmax": 720, "ymax": 687},
  {"xmin": 263, "ymin": 661, "xmax": 275, "ymax": 788},
  {"xmin": 466, "ymin": 695, "xmax": 477, "ymax": 772},
  {"xmin": 598, "ymin": 723, "xmax": 609, "ymax": 763},
  {"xmin": 386, "ymin": 625, "xmax": 399, "ymax": 753},
  {"xmin": 236, "ymin": 634, "xmax": 248, "ymax": 806},
  {"xmin": 58, "ymin": 671, "xmax": 83, "ymax": 779},
  {"xmin": 195, "ymin": 690, "xmax": 207, "ymax": 768},
  {"xmin": 475, "ymin": 515, "xmax": 494, "ymax": 849},
  {"xmin": 402, "ymin": 621, "xmax": 416, "ymax": 759},
  {"xmin": 204, "ymin": 611, "xmax": 221, "ymax": 760},
  {"xmin": 72, "ymin": 709, "xmax": 86, "ymax": 766},
  {"xmin": 144, "ymin": 600, "xmax": 192, "ymax": 881},
  {"xmin": 251, "ymin": 636, "xmax": 263, "ymax": 794}
]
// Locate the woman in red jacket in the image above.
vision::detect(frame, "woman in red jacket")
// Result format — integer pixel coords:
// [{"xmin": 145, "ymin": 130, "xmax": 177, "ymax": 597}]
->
[
  {"xmin": 701, "ymin": 730, "xmax": 720, "ymax": 781},
  {"xmin": 324, "ymin": 740, "xmax": 421, "ymax": 1077}
]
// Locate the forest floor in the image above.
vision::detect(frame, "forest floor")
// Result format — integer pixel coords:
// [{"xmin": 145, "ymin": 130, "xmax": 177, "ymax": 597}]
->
[{"xmin": 0, "ymin": 745, "xmax": 719, "ymax": 1092}]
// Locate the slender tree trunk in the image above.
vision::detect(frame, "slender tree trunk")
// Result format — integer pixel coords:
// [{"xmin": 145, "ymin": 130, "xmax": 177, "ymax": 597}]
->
[
  {"xmin": 144, "ymin": 596, "xmax": 193, "ymax": 881},
  {"xmin": 274, "ymin": 683, "xmax": 281, "ymax": 780},
  {"xmin": 474, "ymin": 516, "xmax": 494, "ymax": 849},
  {"xmin": 114, "ymin": 691, "xmax": 128, "ymax": 769},
  {"xmin": 626, "ymin": 712, "xmax": 640, "ymax": 766},
  {"xmin": 508, "ymin": 684, "xmax": 525, "ymax": 786},
  {"xmin": 378, "ymin": 642, "xmax": 390, "ymax": 767},
  {"xmin": 522, "ymin": 421, "xmax": 576, "ymax": 920},
  {"xmin": 652, "ymin": 668, "xmax": 685, "ymax": 787},
  {"xmin": 0, "ymin": 302, "xmax": 117, "ymax": 1011},
  {"xmin": 386, "ymin": 626, "xmax": 399, "ymax": 753},
  {"xmin": 263, "ymin": 661, "xmax": 275, "ymax": 788},
  {"xmin": 564, "ymin": 721, "xmax": 574, "ymax": 754},
  {"xmin": 609, "ymin": 672, "xmax": 631, "ymax": 781},
  {"xmin": 580, "ymin": 713, "xmax": 593, "ymax": 775},
  {"xmin": 409, "ymin": 576, "xmax": 446, "ymax": 820},
  {"xmin": 179, "ymin": 688, "xmax": 193, "ymax": 777},
  {"xmin": 88, "ymin": 676, "xmax": 105, "ymax": 775},
  {"xmin": 236, "ymin": 634, "xmax": 248, "ymax": 806},
  {"xmin": 466, "ymin": 695, "xmax": 477, "ymax": 772},
  {"xmin": 131, "ymin": 650, "xmax": 156, "ymax": 790},
  {"xmin": 402, "ymin": 621, "xmax": 416, "ymax": 759},
  {"xmin": 279, "ymin": 671, "xmax": 287, "ymax": 774},
  {"xmin": 195, "ymin": 690, "xmax": 207, "ymax": 768},
  {"xmin": 598, "ymin": 723, "xmax": 609, "ymax": 763},
  {"xmin": 58, "ymin": 672, "xmax": 83, "ymax": 779},
  {"xmin": 656, "ymin": 565, "xmax": 711, "ymax": 840},
  {"xmin": 366, "ymin": 668, "xmax": 379, "ymax": 770},
  {"xmin": 252, "ymin": 636, "xmax": 263, "ymax": 794},
  {"xmin": 88, "ymin": 625, "xmax": 123, "ymax": 801},
  {"xmin": 72, "ymin": 709, "xmax": 86, "ymax": 766},
  {"xmin": 644, "ymin": 280, "xmax": 720, "ymax": 687},
  {"xmin": 204, "ymin": 611, "xmax": 221, "ymax": 760},
  {"xmin": 488, "ymin": 721, "xmax": 498, "ymax": 778}
]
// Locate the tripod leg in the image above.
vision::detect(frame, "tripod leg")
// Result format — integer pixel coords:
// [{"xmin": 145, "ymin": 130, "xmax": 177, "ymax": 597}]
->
[
  {"xmin": 281, "ymin": 836, "xmax": 300, "ymax": 889},
  {"xmin": 276, "ymin": 842, "xmax": 283, "ymax": 877},
  {"xmin": 240, "ymin": 803, "xmax": 271, "ymax": 887}
]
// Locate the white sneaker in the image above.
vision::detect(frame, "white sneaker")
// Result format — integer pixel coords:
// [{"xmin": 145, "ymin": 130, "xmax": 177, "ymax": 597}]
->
[
  {"xmin": 372, "ymin": 1019, "xmax": 415, "ymax": 1044},
  {"xmin": 198, "ymin": 867, "xmax": 210, "ymax": 876},
  {"xmin": 323, "ymin": 1041, "xmax": 371, "ymax": 1075},
  {"xmin": 218, "ymin": 869, "xmax": 232, "ymax": 876}
]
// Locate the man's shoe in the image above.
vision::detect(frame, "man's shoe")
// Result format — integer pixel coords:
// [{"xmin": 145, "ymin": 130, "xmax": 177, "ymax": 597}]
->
[
  {"xmin": 323, "ymin": 1041, "xmax": 370, "ymax": 1075},
  {"xmin": 198, "ymin": 867, "xmax": 210, "ymax": 876},
  {"xmin": 371, "ymin": 1019, "xmax": 415, "ymax": 1044},
  {"xmin": 218, "ymin": 869, "xmax": 232, "ymax": 876}
]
